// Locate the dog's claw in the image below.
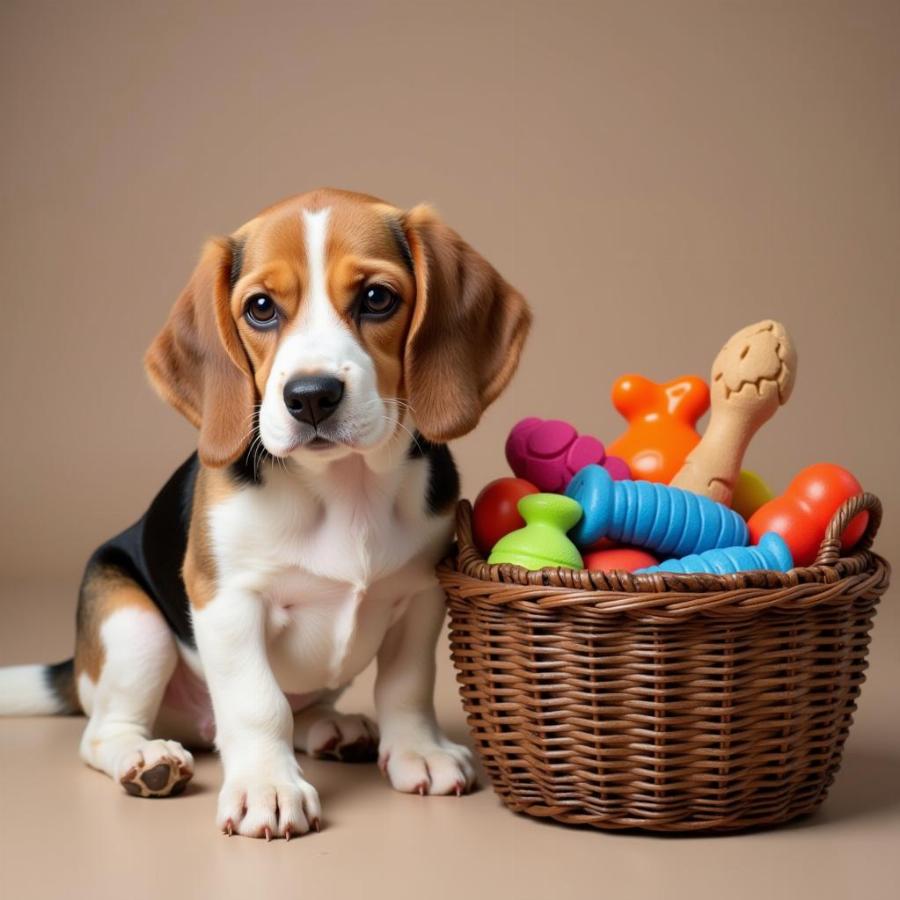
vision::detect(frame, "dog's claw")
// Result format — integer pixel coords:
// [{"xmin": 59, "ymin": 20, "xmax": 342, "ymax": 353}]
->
[
  {"xmin": 455, "ymin": 782, "xmax": 463, "ymax": 797},
  {"xmin": 264, "ymin": 826, "xmax": 272, "ymax": 842},
  {"xmin": 312, "ymin": 817, "xmax": 321, "ymax": 833},
  {"xmin": 284, "ymin": 827, "xmax": 292, "ymax": 842},
  {"xmin": 417, "ymin": 782, "xmax": 426, "ymax": 796},
  {"xmin": 224, "ymin": 819, "xmax": 234, "ymax": 837}
]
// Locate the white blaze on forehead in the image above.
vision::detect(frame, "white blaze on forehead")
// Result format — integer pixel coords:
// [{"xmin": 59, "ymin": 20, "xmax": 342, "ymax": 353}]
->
[
  {"xmin": 270, "ymin": 206, "xmax": 353, "ymax": 374},
  {"xmin": 302, "ymin": 207, "xmax": 332, "ymax": 326}
]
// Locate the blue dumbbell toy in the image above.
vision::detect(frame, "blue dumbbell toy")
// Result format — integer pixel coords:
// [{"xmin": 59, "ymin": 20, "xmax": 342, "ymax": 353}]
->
[
  {"xmin": 565, "ymin": 464, "xmax": 748, "ymax": 557},
  {"xmin": 635, "ymin": 532, "xmax": 793, "ymax": 575}
]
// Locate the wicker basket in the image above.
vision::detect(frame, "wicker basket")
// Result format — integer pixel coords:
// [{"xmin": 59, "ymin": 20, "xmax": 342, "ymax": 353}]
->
[{"xmin": 438, "ymin": 492, "xmax": 889, "ymax": 832}]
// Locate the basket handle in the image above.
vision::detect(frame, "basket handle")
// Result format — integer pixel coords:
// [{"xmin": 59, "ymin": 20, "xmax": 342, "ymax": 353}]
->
[
  {"xmin": 454, "ymin": 500, "xmax": 486, "ymax": 569},
  {"xmin": 812, "ymin": 491, "xmax": 883, "ymax": 567}
]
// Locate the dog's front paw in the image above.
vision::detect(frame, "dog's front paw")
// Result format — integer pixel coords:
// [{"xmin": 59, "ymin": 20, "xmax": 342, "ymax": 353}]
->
[
  {"xmin": 218, "ymin": 765, "xmax": 321, "ymax": 840},
  {"xmin": 116, "ymin": 739, "xmax": 194, "ymax": 798},
  {"xmin": 379, "ymin": 734, "xmax": 477, "ymax": 796}
]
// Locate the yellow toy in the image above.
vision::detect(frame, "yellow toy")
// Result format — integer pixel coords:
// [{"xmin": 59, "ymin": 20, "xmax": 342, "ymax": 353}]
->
[{"xmin": 731, "ymin": 470, "xmax": 774, "ymax": 520}]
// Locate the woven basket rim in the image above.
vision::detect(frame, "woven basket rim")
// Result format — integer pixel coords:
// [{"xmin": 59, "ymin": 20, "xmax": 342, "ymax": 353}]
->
[{"xmin": 439, "ymin": 491, "xmax": 889, "ymax": 614}]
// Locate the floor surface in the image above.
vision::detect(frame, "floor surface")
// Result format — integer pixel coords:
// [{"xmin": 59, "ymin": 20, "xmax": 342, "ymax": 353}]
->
[{"xmin": 1, "ymin": 579, "xmax": 898, "ymax": 900}]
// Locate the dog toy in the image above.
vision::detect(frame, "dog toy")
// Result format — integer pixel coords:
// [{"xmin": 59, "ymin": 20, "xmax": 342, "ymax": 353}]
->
[
  {"xmin": 584, "ymin": 546, "xmax": 659, "ymax": 572},
  {"xmin": 748, "ymin": 463, "xmax": 867, "ymax": 567},
  {"xmin": 636, "ymin": 532, "xmax": 793, "ymax": 575},
  {"xmin": 472, "ymin": 477, "xmax": 538, "ymax": 555},
  {"xmin": 488, "ymin": 493, "xmax": 584, "ymax": 570},
  {"xmin": 607, "ymin": 375, "xmax": 709, "ymax": 483},
  {"xmin": 505, "ymin": 417, "xmax": 629, "ymax": 492},
  {"xmin": 566, "ymin": 465, "xmax": 748, "ymax": 557},
  {"xmin": 671, "ymin": 320, "xmax": 797, "ymax": 506},
  {"xmin": 731, "ymin": 469, "xmax": 774, "ymax": 520}
]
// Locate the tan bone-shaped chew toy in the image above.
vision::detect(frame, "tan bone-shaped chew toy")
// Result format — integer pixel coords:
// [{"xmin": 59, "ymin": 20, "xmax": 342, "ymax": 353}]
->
[{"xmin": 670, "ymin": 320, "xmax": 797, "ymax": 506}]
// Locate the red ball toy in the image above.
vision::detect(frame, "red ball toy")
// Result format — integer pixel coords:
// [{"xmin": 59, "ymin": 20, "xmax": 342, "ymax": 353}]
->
[
  {"xmin": 583, "ymin": 546, "xmax": 660, "ymax": 572},
  {"xmin": 748, "ymin": 463, "xmax": 867, "ymax": 567},
  {"xmin": 472, "ymin": 477, "xmax": 539, "ymax": 556}
]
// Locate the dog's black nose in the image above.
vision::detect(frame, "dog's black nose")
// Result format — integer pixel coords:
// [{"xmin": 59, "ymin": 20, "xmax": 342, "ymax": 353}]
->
[{"xmin": 283, "ymin": 375, "xmax": 345, "ymax": 427}]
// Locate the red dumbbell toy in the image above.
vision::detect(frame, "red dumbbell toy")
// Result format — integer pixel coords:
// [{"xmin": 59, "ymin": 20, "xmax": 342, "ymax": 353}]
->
[
  {"xmin": 748, "ymin": 463, "xmax": 868, "ymax": 567},
  {"xmin": 472, "ymin": 477, "xmax": 539, "ymax": 556}
]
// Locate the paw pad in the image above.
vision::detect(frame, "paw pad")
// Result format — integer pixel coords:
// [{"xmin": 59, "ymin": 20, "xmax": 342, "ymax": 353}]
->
[{"xmin": 120, "ymin": 758, "xmax": 192, "ymax": 798}]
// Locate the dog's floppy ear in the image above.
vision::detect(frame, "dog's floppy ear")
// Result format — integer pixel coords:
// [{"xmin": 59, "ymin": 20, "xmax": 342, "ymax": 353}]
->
[
  {"xmin": 144, "ymin": 238, "xmax": 255, "ymax": 468},
  {"xmin": 402, "ymin": 205, "xmax": 531, "ymax": 442}
]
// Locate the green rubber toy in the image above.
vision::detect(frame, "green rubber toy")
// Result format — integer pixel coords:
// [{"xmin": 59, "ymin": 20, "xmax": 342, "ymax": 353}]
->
[{"xmin": 487, "ymin": 493, "xmax": 584, "ymax": 570}]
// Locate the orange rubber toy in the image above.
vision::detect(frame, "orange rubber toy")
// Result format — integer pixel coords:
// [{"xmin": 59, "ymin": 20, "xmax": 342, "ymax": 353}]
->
[{"xmin": 607, "ymin": 374, "xmax": 710, "ymax": 484}]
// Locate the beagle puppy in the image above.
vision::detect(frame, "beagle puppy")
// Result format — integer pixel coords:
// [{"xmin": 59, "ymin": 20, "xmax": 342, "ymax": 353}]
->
[{"xmin": 0, "ymin": 188, "xmax": 530, "ymax": 839}]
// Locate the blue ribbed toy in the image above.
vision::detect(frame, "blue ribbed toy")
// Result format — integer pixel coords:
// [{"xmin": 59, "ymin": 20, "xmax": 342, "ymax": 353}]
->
[
  {"xmin": 635, "ymin": 532, "xmax": 793, "ymax": 575},
  {"xmin": 565, "ymin": 465, "xmax": 749, "ymax": 557}
]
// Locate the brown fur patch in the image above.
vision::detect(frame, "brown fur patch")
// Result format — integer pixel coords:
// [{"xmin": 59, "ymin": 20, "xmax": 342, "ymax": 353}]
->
[
  {"xmin": 324, "ymin": 202, "xmax": 414, "ymax": 402},
  {"xmin": 231, "ymin": 205, "xmax": 308, "ymax": 397},
  {"xmin": 75, "ymin": 568, "xmax": 161, "ymax": 685},
  {"xmin": 183, "ymin": 465, "xmax": 235, "ymax": 611}
]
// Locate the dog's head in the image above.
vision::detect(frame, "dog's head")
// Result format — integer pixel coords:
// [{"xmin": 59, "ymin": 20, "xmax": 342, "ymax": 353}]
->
[{"xmin": 145, "ymin": 189, "xmax": 531, "ymax": 467}]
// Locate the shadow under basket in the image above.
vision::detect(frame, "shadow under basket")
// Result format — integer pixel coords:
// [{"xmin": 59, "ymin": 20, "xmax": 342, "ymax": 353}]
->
[{"xmin": 437, "ymin": 492, "xmax": 890, "ymax": 833}]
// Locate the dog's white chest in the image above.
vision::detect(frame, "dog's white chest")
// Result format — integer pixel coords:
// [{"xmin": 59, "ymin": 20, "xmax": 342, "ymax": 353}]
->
[
  {"xmin": 265, "ymin": 571, "xmax": 406, "ymax": 691},
  {"xmin": 208, "ymin": 457, "xmax": 450, "ymax": 693}
]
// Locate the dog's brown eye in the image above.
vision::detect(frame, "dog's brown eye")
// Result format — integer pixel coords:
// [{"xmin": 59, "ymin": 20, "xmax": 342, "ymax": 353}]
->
[
  {"xmin": 359, "ymin": 284, "xmax": 399, "ymax": 319},
  {"xmin": 245, "ymin": 293, "xmax": 278, "ymax": 328}
]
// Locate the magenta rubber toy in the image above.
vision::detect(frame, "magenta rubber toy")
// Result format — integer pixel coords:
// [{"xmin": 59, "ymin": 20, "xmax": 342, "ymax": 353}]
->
[{"xmin": 505, "ymin": 417, "xmax": 630, "ymax": 493}]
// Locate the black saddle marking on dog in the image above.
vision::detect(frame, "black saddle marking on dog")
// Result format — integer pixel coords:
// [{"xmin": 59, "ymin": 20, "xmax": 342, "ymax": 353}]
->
[
  {"xmin": 408, "ymin": 433, "xmax": 459, "ymax": 515},
  {"xmin": 81, "ymin": 454, "xmax": 200, "ymax": 648}
]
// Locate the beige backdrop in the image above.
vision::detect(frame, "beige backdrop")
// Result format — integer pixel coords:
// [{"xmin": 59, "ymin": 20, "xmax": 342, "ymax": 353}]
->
[
  {"xmin": 1, "ymin": 0, "xmax": 898, "ymax": 579},
  {"xmin": 1, "ymin": 2, "xmax": 898, "ymax": 899}
]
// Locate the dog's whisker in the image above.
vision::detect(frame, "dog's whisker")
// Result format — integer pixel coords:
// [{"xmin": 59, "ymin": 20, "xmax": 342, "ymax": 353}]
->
[{"xmin": 369, "ymin": 412, "xmax": 423, "ymax": 456}]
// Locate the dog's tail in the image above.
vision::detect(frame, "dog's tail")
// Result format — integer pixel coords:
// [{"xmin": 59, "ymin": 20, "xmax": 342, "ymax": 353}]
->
[{"xmin": 0, "ymin": 659, "xmax": 81, "ymax": 716}]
